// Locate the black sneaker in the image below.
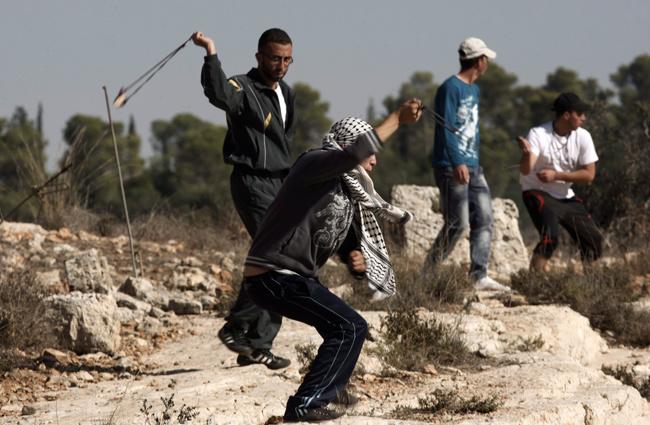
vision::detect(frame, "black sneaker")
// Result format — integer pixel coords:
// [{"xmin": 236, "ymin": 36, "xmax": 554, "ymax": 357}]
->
[
  {"xmin": 284, "ymin": 406, "xmax": 345, "ymax": 423},
  {"xmin": 236, "ymin": 349, "xmax": 291, "ymax": 370},
  {"xmin": 218, "ymin": 323, "xmax": 253, "ymax": 355},
  {"xmin": 332, "ymin": 388, "xmax": 359, "ymax": 406}
]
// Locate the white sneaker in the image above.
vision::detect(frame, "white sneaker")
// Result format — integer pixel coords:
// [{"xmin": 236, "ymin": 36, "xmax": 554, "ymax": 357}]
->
[{"xmin": 473, "ymin": 276, "xmax": 511, "ymax": 291}]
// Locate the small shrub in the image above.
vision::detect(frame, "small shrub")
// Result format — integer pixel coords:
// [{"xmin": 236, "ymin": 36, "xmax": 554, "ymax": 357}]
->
[
  {"xmin": 212, "ymin": 289, "xmax": 237, "ymax": 317},
  {"xmin": 602, "ymin": 365, "xmax": 650, "ymax": 401},
  {"xmin": 0, "ymin": 349, "xmax": 35, "ymax": 372},
  {"xmin": 510, "ymin": 265, "xmax": 650, "ymax": 347},
  {"xmin": 457, "ymin": 394, "xmax": 503, "ymax": 414},
  {"xmin": 334, "ymin": 256, "xmax": 471, "ymax": 312},
  {"xmin": 131, "ymin": 209, "xmax": 250, "ymax": 253},
  {"xmin": 140, "ymin": 394, "xmax": 199, "ymax": 425},
  {"xmin": 512, "ymin": 334, "xmax": 545, "ymax": 352},
  {"xmin": 0, "ymin": 268, "xmax": 60, "ymax": 371},
  {"xmin": 626, "ymin": 251, "xmax": 650, "ymax": 273},
  {"xmin": 294, "ymin": 342, "xmax": 318, "ymax": 374},
  {"xmin": 416, "ymin": 388, "xmax": 457, "ymax": 413},
  {"xmin": 405, "ymin": 260, "xmax": 471, "ymax": 306},
  {"xmin": 391, "ymin": 389, "xmax": 503, "ymax": 420},
  {"xmin": 509, "ymin": 268, "xmax": 584, "ymax": 305},
  {"xmin": 377, "ymin": 309, "xmax": 468, "ymax": 371}
]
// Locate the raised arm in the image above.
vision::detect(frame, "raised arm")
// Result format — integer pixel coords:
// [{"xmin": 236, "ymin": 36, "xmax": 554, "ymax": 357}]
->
[
  {"xmin": 374, "ymin": 98, "xmax": 422, "ymax": 142},
  {"xmin": 192, "ymin": 31, "xmax": 248, "ymax": 115},
  {"xmin": 192, "ymin": 31, "xmax": 216, "ymax": 56}
]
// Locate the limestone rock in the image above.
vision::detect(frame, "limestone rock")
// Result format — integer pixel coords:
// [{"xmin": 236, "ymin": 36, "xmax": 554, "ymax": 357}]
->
[
  {"xmin": 444, "ymin": 304, "xmax": 608, "ymax": 365},
  {"xmin": 35, "ymin": 270, "xmax": 65, "ymax": 293},
  {"xmin": 118, "ymin": 276, "xmax": 154, "ymax": 302},
  {"xmin": 47, "ymin": 292, "xmax": 121, "ymax": 354},
  {"xmin": 64, "ymin": 249, "xmax": 113, "ymax": 294},
  {"xmin": 168, "ymin": 298, "xmax": 202, "ymax": 315},
  {"xmin": 386, "ymin": 184, "xmax": 529, "ymax": 277}
]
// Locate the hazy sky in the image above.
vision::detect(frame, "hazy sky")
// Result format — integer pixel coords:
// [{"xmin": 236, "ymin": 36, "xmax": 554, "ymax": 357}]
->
[{"xmin": 2, "ymin": 0, "xmax": 649, "ymax": 171}]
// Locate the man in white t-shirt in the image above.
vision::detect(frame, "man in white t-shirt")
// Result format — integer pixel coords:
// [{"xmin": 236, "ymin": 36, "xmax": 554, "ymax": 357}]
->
[{"xmin": 516, "ymin": 93, "xmax": 602, "ymax": 271}]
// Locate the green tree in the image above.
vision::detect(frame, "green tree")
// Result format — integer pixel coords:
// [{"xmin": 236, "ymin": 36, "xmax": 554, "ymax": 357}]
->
[
  {"xmin": 510, "ymin": 67, "xmax": 613, "ymax": 137},
  {"xmin": 291, "ymin": 82, "xmax": 331, "ymax": 159},
  {"xmin": 36, "ymin": 103, "xmax": 43, "ymax": 136},
  {"xmin": 150, "ymin": 114, "xmax": 229, "ymax": 215},
  {"xmin": 366, "ymin": 98, "xmax": 377, "ymax": 123},
  {"xmin": 61, "ymin": 114, "xmax": 146, "ymax": 214},
  {"xmin": 475, "ymin": 63, "xmax": 521, "ymax": 200},
  {"xmin": 544, "ymin": 67, "xmax": 585, "ymax": 95},
  {"xmin": 0, "ymin": 107, "xmax": 47, "ymax": 221},
  {"xmin": 372, "ymin": 71, "xmax": 439, "ymax": 198},
  {"xmin": 383, "ymin": 71, "xmax": 438, "ymax": 159},
  {"xmin": 611, "ymin": 54, "xmax": 650, "ymax": 107},
  {"xmin": 580, "ymin": 55, "xmax": 650, "ymax": 247}
]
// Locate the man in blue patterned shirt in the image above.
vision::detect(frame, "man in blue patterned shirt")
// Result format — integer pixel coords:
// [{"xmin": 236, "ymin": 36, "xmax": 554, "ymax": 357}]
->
[{"xmin": 425, "ymin": 37, "xmax": 510, "ymax": 292}]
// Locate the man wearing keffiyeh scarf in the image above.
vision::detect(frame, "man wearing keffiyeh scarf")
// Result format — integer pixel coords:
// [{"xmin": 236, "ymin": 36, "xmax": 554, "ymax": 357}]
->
[
  {"xmin": 322, "ymin": 117, "xmax": 413, "ymax": 301},
  {"xmin": 242, "ymin": 99, "xmax": 422, "ymax": 422}
]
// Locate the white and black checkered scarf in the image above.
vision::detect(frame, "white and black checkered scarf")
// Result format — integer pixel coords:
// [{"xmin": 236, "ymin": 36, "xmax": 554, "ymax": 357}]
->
[{"xmin": 323, "ymin": 117, "xmax": 413, "ymax": 301}]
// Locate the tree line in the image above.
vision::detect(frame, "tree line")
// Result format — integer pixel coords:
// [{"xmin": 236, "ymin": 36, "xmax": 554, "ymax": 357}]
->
[{"xmin": 1, "ymin": 54, "xmax": 649, "ymax": 247}]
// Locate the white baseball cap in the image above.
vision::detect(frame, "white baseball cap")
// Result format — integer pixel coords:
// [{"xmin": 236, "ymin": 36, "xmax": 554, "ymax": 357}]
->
[{"xmin": 458, "ymin": 37, "xmax": 497, "ymax": 60}]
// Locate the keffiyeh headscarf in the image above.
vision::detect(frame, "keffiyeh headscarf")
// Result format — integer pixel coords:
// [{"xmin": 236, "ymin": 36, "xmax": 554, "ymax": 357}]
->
[{"xmin": 322, "ymin": 117, "xmax": 413, "ymax": 301}]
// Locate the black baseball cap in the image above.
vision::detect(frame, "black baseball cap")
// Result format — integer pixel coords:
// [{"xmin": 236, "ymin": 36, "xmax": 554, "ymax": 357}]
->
[{"xmin": 552, "ymin": 93, "xmax": 590, "ymax": 113}]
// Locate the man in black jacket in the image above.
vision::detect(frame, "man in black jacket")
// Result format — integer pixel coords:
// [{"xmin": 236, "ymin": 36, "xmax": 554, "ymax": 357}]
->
[
  {"xmin": 192, "ymin": 28, "xmax": 296, "ymax": 369},
  {"xmin": 244, "ymin": 99, "xmax": 422, "ymax": 422}
]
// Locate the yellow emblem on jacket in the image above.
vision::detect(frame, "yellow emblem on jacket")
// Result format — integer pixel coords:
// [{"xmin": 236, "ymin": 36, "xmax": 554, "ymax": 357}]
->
[{"xmin": 228, "ymin": 79, "xmax": 242, "ymax": 91}]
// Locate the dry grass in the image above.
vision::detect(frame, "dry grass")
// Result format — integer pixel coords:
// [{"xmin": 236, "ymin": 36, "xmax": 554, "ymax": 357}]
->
[
  {"xmin": 48, "ymin": 202, "xmax": 251, "ymax": 257},
  {"xmin": 0, "ymin": 269, "xmax": 60, "ymax": 371},
  {"xmin": 510, "ymin": 264, "xmax": 650, "ymax": 347},
  {"xmin": 140, "ymin": 394, "xmax": 199, "ymax": 425},
  {"xmin": 0, "ymin": 126, "xmax": 106, "ymax": 229},
  {"xmin": 130, "ymin": 207, "xmax": 250, "ymax": 253},
  {"xmin": 625, "ymin": 251, "xmax": 650, "ymax": 277},
  {"xmin": 390, "ymin": 388, "xmax": 503, "ymax": 420},
  {"xmin": 0, "ymin": 134, "xmax": 50, "ymax": 224},
  {"xmin": 602, "ymin": 364, "xmax": 650, "ymax": 401},
  {"xmin": 324, "ymin": 255, "xmax": 471, "ymax": 312},
  {"xmin": 376, "ymin": 308, "xmax": 469, "ymax": 372},
  {"xmin": 294, "ymin": 342, "xmax": 318, "ymax": 374}
]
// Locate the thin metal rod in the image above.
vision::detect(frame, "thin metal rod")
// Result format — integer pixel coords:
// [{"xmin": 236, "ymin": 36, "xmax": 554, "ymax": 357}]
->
[{"xmin": 103, "ymin": 85, "xmax": 138, "ymax": 279}]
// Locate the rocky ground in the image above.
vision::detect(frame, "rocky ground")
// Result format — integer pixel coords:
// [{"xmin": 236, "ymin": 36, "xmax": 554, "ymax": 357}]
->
[{"xmin": 1, "ymin": 221, "xmax": 650, "ymax": 424}]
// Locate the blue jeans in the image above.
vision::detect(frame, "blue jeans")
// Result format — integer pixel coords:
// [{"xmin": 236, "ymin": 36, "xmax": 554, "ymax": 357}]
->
[
  {"xmin": 426, "ymin": 166, "xmax": 493, "ymax": 279},
  {"xmin": 244, "ymin": 271, "xmax": 367, "ymax": 420}
]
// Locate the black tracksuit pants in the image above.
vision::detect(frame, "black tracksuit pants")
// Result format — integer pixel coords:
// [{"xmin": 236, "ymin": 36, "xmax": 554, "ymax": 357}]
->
[
  {"xmin": 226, "ymin": 166, "xmax": 285, "ymax": 350},
  {"xmin": 523, "ymin": 189, "xmax": 602, "ymax": 262},
  {"xmin": 245, "ymin": 271, "xmax": 367, "ymax": 420}
]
